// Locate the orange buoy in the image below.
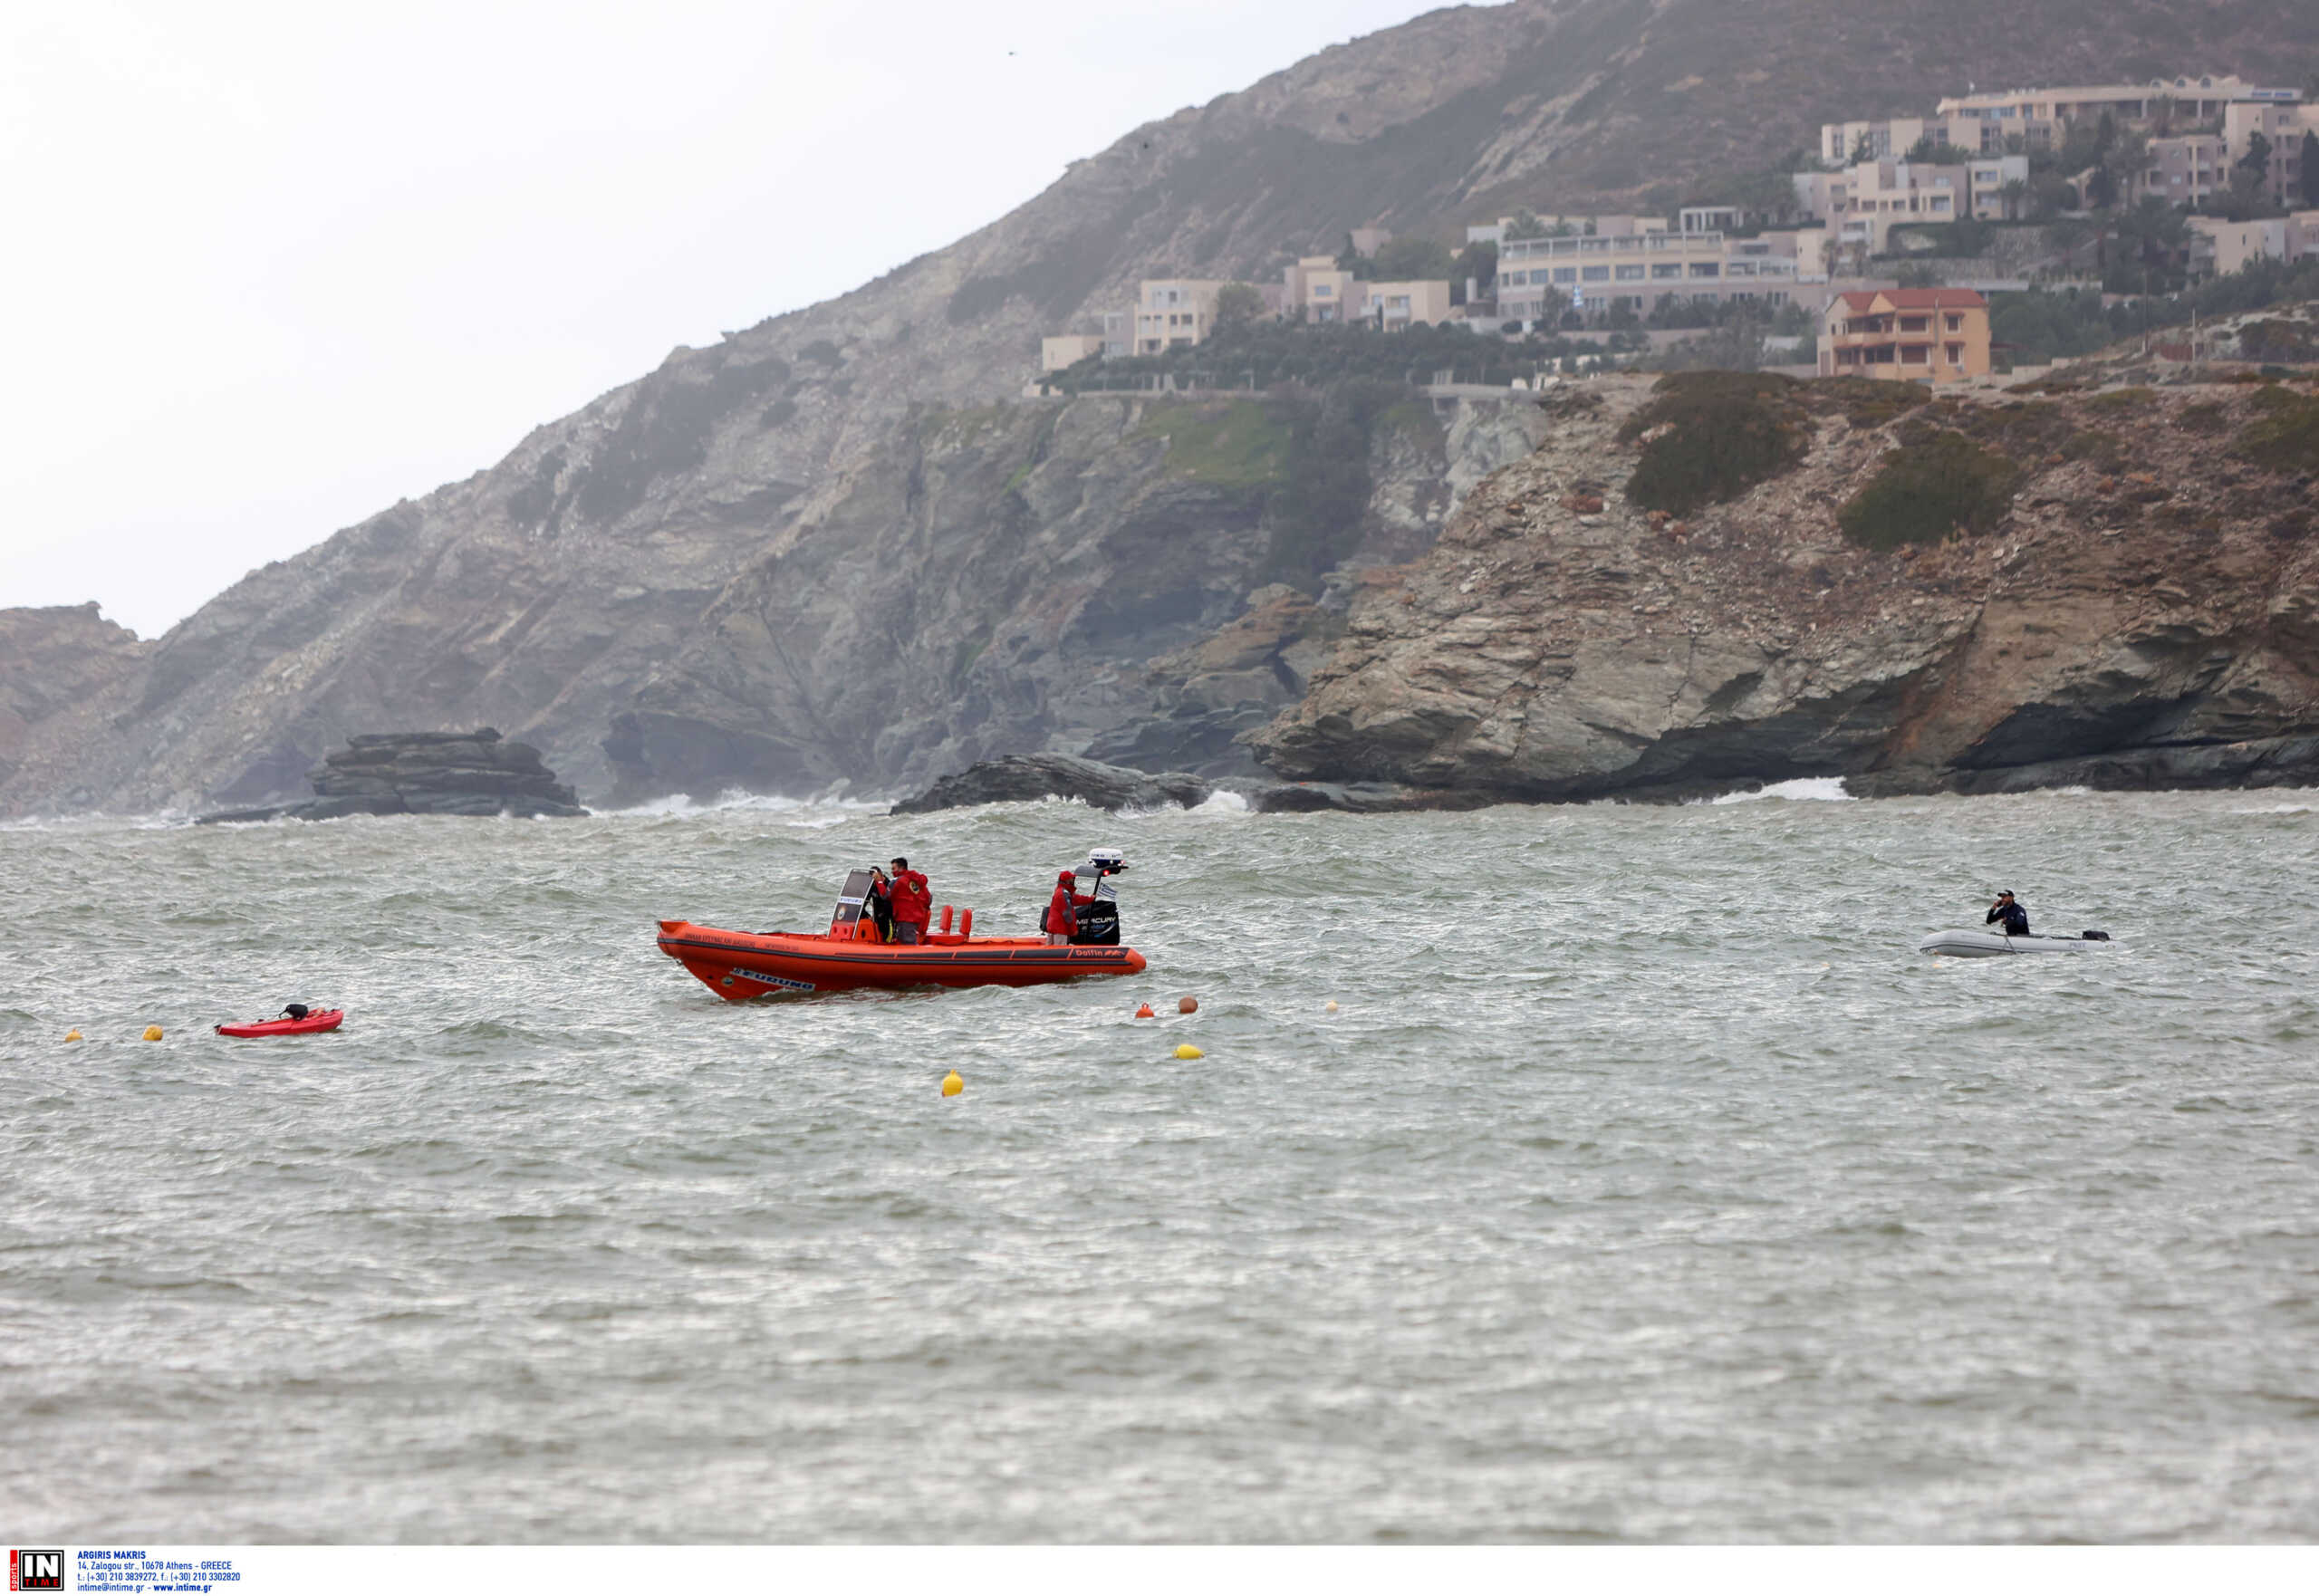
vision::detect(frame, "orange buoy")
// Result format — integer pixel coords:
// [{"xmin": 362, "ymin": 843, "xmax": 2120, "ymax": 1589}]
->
[
  {"xmin": 1135, "ymin": 1004, "xmax": 1155, "ymax": 1018},
  {"xmin": 1178, "ymin": 996, "xmax": 1198, "ymax": 1014}
]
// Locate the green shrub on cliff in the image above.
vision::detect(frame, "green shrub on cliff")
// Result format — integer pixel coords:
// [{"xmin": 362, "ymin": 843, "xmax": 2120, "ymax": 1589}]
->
[
  {"xmin": 1814, "ymin": 377, "xmax": 1930, "ymax": 428},
  {"xmin": 1619, "ymin": 371, "xmax": 1811, "ymax": 516},
  {"xmin": 1838, "ymin": 432, "xmax": 2024, "ymax": 552},
  {"xmin": 1132, "ymin": 399, "xmax": 1291, "ymax": 490},
  {"xmin": 2237, "ymin": 385, "xmax": 2319, "ymax": 474}
]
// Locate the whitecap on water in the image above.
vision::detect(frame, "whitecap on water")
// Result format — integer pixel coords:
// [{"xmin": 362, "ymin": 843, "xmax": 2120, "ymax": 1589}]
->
[{"xmin": 1705, "ymin": 776, "xmax": 1853, "ymax": 804}]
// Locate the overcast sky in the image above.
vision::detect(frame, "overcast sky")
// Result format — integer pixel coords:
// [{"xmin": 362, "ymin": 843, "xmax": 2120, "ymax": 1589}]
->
[{"xmin": 1, "ymin": 0, "xmax": 1444, "ymax": 639}]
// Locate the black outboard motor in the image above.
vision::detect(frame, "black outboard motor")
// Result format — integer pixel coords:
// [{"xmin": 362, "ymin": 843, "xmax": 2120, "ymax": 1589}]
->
[{"xmin": 1071, "ymin": 849, "xmax": 1127, "ymax": 946}]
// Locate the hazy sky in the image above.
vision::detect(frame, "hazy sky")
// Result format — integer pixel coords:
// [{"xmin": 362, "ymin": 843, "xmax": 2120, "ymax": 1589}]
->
[{"xmin": 1, "ymin": 0, "xmax": 1444, "ymax": 639}]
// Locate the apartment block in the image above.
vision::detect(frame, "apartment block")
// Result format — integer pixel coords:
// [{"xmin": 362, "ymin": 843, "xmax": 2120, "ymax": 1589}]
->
[
  {"xmin": 1820, "ymin": 113, "xmax": 1994, "ymax": 166},
  {"xmin": 2188, "ymin": 212, "xmax": 2319, "ymax": 278},
  {"xmin": 1496, "ymin": 228, "xmax": 1804, "ymax": 320},
  {"xmin": 1819, "ymin": 288, "xmax": 1991, "ymax": 383},
  {"xmin": 1798, "ymin": 156, "xmax": 2026, "ymax": 254},
  {"xmin": 1362, "ymin": 280, "xmax": 1452, "ymax": 328},
  {"xmin": 2223, "ymin": 101, "xmax": 2319, "ymax": 199},
  {"xmin": 1935, "ymin": 76, "xmax": 2298, "ymax": 149},
  {"xmin": 1040, "ymin": 334, "xmax": 1105, "ymax": 372},
  {"xmin": 1132, "ymin": 279, "xmax": 1227, "ymax": 352},
  {"xmin": 1466, "ymin": 214, "xmax": 1653, "ymax": 246},
  {"xmin": 2141, "ymin": 133, "xmax": 2231, "ymax": 207},
  {"xmin": 1283, "ymin": 255, "xmax": 1360, "ymax": 322}
]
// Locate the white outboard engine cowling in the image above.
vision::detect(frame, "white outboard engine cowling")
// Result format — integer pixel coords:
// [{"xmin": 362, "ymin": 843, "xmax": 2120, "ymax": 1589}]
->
[{"xmin": 1073, "ymin": 849, "xmax": 1127, "ymax": 945}]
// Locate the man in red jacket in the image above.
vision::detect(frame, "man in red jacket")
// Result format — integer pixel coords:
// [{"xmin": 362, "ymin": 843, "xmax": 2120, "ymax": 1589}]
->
[
  {"xmin": 887, "ymin": 856, "xmax": 932, "ymax": 944},
  {"xmin": 1044, "ymin": 869, "xmax": 1084, "ymax": 945}
]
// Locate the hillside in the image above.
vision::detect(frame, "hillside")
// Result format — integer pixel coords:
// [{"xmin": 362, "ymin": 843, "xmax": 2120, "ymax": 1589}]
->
[{"xmin": 5, "ymin": 0, "xmax": 2318, "ymax": 817}]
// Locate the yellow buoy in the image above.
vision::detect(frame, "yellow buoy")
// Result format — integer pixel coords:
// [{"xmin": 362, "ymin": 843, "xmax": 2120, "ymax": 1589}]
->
[
  {"xmin": 1175, "ymin": 1043, "xmax": 1203, "ymax": 1060},
  {"xmin": 64, "ymin": 1028, "xmax": 83, "ymax": 1042},
  {"xmin": 1324, "ymin": 1001, "xmax": 1339, "ymax": 1014},
  {"xmin": 940, "ymin": 1070, "xmax": 964, "ymax": 1097},
  {"xmin": 142, "ymin": 1024, "xmax": 164, "ymax": 1042}
]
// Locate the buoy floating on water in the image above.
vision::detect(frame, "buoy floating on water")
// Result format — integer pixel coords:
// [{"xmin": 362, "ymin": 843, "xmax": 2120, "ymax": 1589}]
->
[
  {"xmin": 1325, "ymin": 1001, "xmax": 1339, "ymax": 1014},
  {"xmin": 1178, "ymin": 996, "xmax": 1198, "ymax": 1014},
  {"xmin": 142, "ymin": 1025, "xmax": 164, "ymax": 1042},
  {"xmin": 64, "ymin": 1029, "xmax": 82, "ymax": 1042},
  {"xmin": 940, "ymin": 1070, "xmax": 964, "ymax": 1097},
  {"xmin": 1175, "ymin": 1043, "xmax": 1204, "ymax": 1060},
  {"xmin": 1135, "ymin": 1004, "xmax": 1155, "ymax": 1019}
]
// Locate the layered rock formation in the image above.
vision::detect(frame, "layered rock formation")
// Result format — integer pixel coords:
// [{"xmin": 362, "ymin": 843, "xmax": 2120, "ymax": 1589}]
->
[
  {"xmin": 1255, "ymin": 374, "xmax": 2319, "ymax": 799},
  {"xmin": 7, "ymin": 2, "xmax": 2311, "ymax": 819},
  {"xmin": 201, "ymin": 730, "xmax": 583, "ymax": 822}
]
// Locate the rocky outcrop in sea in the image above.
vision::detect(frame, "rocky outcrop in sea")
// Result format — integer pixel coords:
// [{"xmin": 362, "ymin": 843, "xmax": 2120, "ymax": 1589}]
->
[
  {"xmin": 199, "ymin": 730, "xmax": 584, "ymax": 822},
  {"xmin": 887, "ymin": 751, "xmax": 1475, "ymax": 816}
]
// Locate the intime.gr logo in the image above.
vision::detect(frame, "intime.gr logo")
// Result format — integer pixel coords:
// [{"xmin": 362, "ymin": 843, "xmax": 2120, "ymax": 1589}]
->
[{"xmin": 9, "ymin": 1549, "xmax": 64, "ymax": 1591}]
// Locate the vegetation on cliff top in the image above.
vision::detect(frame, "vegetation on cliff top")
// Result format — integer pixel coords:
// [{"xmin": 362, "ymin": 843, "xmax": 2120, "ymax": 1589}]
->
[
  {"xmin": 1839, "ymin": 432, "xmax": 2025, "ymax": 552},
  {"xmin": 1130, "ymin": 381, "xmax": 1418, "ymax": 590},
  {"xmin": 2237, "ymin": 384, "xmax": 2319, "ymax": 475},
  {"xmin": 1131, "ymin": 400, "xmax": 1290, "ymax": 491},
  {"xmin": 1618, "ymin": 372, "xmax": 1813, "ymax": 516},
  {"xmin": 1042, "ymin": 321, "xmax": 1631, "ymax": 397}
]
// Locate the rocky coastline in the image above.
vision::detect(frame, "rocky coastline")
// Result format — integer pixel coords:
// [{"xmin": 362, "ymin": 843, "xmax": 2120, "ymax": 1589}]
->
[
  {"xmin": 888, "ymin": 751, "xmax": 1487, "ymax": 816},
  {"xmin": 198, "ymin": 730, "xmax": 584, "ymax": 822}
]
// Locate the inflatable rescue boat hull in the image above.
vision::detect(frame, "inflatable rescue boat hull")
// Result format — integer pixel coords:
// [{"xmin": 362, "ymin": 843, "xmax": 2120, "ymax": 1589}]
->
[
  {"xmin": 657, "ymin": 920, "xmax": 1146, "ymax": 999},
  {"xmin": 1917, "ymin": 930, "xmax": 2113, "ymax": 957},
  {"xmin": 216, "ymin": 1009, "xmax": 345, "ymax": 1037}
]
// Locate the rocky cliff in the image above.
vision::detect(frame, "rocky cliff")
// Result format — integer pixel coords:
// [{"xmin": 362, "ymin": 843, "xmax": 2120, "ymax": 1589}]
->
[
  {"xmin": 1255, "ymin": 372, "xmax": 2319, "ymax": 799},
  {"xmin": 3, "ymin": 1, "xmax": 2314, "ymax": 818},
  {"xmin": 0, "ymin": 604, "xmax": 149, "ymax": 803},
  {"xmin": 602, "ymin": 389, "xmax": 1544, "ymax": 799}
]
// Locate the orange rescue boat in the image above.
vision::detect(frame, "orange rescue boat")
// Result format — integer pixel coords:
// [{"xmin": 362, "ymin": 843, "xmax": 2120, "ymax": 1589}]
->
[{"xmin": 657, "ymin": 864, "xmax": 1146, "ymax": 1000}]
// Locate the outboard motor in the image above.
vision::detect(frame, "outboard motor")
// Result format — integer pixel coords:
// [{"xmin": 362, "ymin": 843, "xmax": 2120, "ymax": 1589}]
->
[{"xmin": 1072, "ymin": 849, "xmax": 1127, "ymax": 946}]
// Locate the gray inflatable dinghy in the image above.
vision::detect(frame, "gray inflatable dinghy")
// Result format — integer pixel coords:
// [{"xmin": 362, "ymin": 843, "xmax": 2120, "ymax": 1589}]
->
[{"xmin": 1918, "ymin": 928, "xmax": 2114, "ymax": 957}]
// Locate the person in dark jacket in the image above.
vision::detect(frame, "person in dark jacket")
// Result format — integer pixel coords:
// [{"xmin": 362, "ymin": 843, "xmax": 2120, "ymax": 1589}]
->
[
  {"xmin": 864, "ymin": 866, "xmax": 896, "ymax": 943},
  {"xmin": 1044, "ymin": 870, "xmax": 1084, "ymax": 945},
  {"xmin": 1986, "ymin": 891, "xmax": 2030, "ymax": 936},
  {"xmin": 887, "ymin": 857, "xmax": 932, "ymax": 945}
]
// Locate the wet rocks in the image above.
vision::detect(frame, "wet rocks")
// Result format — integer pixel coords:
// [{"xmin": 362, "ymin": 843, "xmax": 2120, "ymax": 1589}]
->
[
  {"xmin": 199, "ymin": 729, "xmax": 584, "ymax": 822},
  {"xmin": 889, "ymin": 754, "xmax": 1211, "ymax": 815},
  {"xmin": 887, "ymin": 751, "xmax": 1456, "ymax": 816}
]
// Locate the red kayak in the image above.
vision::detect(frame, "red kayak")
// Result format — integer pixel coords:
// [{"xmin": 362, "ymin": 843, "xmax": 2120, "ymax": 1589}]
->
[{"xmin": 216, "ymin": 1009, "xmax": 344, "ymax": 1038}]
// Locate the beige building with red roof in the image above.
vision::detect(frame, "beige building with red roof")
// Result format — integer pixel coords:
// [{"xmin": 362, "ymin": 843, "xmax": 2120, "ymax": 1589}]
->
[{"xmin": 1820, "ymin": 288, "xmax": 1991, "ymax": 383}]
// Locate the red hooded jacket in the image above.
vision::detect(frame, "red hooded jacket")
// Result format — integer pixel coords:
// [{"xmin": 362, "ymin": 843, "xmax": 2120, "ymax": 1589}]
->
[
  {"xmin": 1044, "ymin": 875, "xmax": 1081, "ymax": 936},
  {"xmin": 888, "ymin": 868, "xmax": 931, "ymax": 927}
]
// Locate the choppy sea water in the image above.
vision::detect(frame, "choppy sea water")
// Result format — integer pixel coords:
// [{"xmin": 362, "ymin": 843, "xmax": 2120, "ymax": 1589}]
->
[{"xmin": 4, "ymin": 785, "xmax": 2317, "ymax": 1543}]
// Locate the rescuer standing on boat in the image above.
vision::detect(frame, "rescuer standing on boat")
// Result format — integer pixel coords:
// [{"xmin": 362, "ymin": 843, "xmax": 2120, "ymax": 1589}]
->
[
  {"xmin": 887, "ymin": 857, "xmax": 932, "ymax": 944},
  {"xmin": 1044, "ymin": 870, "xmax": 1085, "ymax": 945}
]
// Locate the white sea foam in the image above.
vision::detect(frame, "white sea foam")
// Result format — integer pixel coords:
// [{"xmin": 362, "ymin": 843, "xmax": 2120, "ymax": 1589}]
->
[{"xmin": 1707, "ymin": 776, "xmax": 1853, "ymax": 804}]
